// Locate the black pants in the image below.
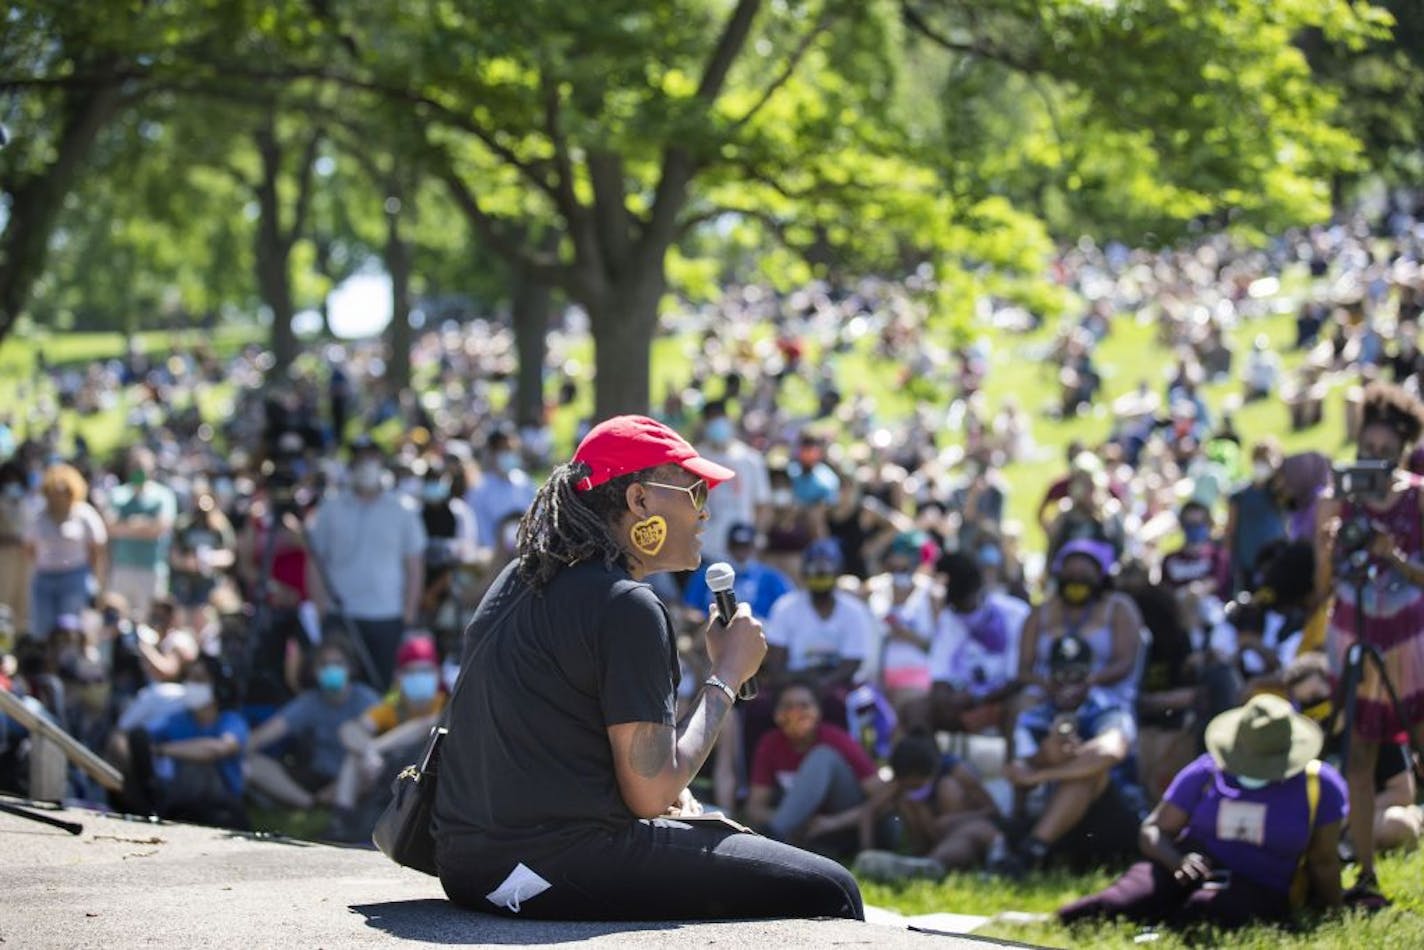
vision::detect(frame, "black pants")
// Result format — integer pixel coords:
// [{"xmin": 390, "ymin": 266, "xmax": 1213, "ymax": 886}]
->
[{"xmin": 440, "ymin": 817, "xmax": 863, "ymax": 921}]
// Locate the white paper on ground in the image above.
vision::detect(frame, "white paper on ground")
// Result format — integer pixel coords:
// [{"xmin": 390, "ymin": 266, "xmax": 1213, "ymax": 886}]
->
[{"xmin": 484, "ymin": 862, "xmax": 552, "ymax": 914}]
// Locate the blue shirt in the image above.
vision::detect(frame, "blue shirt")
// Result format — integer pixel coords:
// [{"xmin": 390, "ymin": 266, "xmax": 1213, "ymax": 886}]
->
[
  {"xmin": 1015, "ymin": 688, "xmax": 1143, "ymax": 803},
  {"xmin": 682, "ymin": 559, "xmax": 795, "ymax": 620},
  {"xmin": 787, "ymin": 461, "xmax": 840, "ymax": 506},
  {"xmin": 150, "ymin": 709, "xmax": 250, "ymax": 797},
  {"xmin": 468, "ymin": 473, "xmax": 536, "ymax": 548}
]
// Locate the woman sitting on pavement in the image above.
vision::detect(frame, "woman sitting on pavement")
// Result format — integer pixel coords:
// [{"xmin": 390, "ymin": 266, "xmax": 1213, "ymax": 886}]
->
[
  {"xmin": 1059, "ymin": 693, "xmax": 1345, "ymax": 931},
  {"xmin": 852, "ymin": 731, "xmax": 1002, "ymax": 882}
]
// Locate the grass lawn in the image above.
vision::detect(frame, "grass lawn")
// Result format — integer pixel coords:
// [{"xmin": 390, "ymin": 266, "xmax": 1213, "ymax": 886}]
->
[
  {"xmin": 0, "ymin": 326, "xmax": 259, "ymax": 459},
  {"xmin": 858, "ymin": 843, "xmax": 1424, "ymax": 947}
]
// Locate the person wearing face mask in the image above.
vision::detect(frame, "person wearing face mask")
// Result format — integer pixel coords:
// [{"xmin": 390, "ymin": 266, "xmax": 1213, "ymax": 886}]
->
[
  {"xmin": 1315, "ymin": 381, "xmax": 1424, "ymax": 904},
  {"xmin": 1018, "ymin": 539, "xmax": 1145, "ymax": 717},
  {"xmin": 681, "ymin": 522, "xmax": 793, "ymax": 623},
  {"xmin": 1059, "ymin": 693, "xmax": 1345, "ymax": 930},
  {"xmin": 327, "ymin": 634, "xmax": 447, "ymax": 841},
  {"xmin": 1224, "ymin": 439, "xmax": 1287, "ymax": 595},
  {"xmin": 861, "ymin": 532, "xmax": 937, "ymax": 710},
  {"xmin": 923, "ymin": 551, "xmax": 1031, "ymax": 736},
  {"xmin": 762, "ymin": 540, "xmax": 874, "ymax": 728},
  {"xmin": 415, "ymin": 458, "xmax": 479, "ymax": 632},
  {"xmin": 994, "ymin": 634, "xmax": 1144, "ymax": 878},
  {"xmin": 244, "ymin": 638, "xmax": 381, "ymax": 811},
  {"xmin": 115, "ymin": 655, "xmax": 251, "ymax": 828},
  {"xmin": 693, "ymin": 400, "xmax": 771, "ymax": 565},
  {"xmin": 466, "ymin": 426, "xmax": 536, "ymax": 551},
  {"xmin": 103, "ymin": 446, "xmax": 177, "ymax": 620},
  {"xmin": 305, "ymin": 437, "xmax": 427, "ymax": 691},
  {"xmin": 1160, "ymin": 501, "xmax": 1230, "ymax": 599},
  {"xmin": 0, "ymin": 460, "xmax": 33, "ymax": 637}
]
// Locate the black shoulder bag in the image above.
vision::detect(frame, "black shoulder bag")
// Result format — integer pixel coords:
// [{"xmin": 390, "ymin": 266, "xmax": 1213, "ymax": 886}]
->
[{"xmin": 371, "ymin": 583, "xmax": 529, "ymax": 876}]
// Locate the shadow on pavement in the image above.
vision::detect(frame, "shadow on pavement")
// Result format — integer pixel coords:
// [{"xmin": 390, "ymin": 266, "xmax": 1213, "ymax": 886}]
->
[{"xmin": 350, "ymin": 899, "xmax": 684, "ymax": 944}]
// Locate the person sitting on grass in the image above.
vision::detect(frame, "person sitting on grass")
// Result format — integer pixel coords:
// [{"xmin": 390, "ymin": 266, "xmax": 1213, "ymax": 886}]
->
[
  {"xmin": 852, "ymin": 731, "xmax": 1002, "ymax": 882},
  {"xmin": 113, "ymin": 654, "xmax": 250, "ymax": 829},
  {"xmin": 1285, "ymin": 652, "xmax": 1421, "ymax": 856},
  {"xmin": 326, "ymin": 633, "xmax": 446, "ymax": 841},
  {"xmin": 744, "ymin": 680, "xmax": 886, "ymax": 858},
  {"xmin": 991, "ymin": 633, "xmax": 1145, "ymax": 876},
  {"xmin": 245, "ymin": 637, "xmax": 380, "ymax": 811},
  {"xmin": 1058, "ymin": 693, "xmax": 1345, "ymax": 931}
]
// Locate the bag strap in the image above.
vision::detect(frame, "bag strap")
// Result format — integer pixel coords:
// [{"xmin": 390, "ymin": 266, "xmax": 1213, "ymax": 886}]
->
[
  {"xmin": 1305, "ymin": 758, "xmax": 1321, "ymax": 829},
  {"xmin": 1292, "ymin": 758, "xmax": 1323, "ymax": 892}
]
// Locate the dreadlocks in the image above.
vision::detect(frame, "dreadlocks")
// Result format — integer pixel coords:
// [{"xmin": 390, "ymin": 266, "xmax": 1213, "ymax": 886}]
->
[{"xmin": 515, "ymin": 460, "xmax": 677, "ymax": 589}]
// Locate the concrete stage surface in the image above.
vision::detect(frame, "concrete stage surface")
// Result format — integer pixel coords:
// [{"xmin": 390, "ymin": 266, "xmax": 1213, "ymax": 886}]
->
[{"xmin": 0, "ymin": 804, "xmax": 1017, "ymax": 949}]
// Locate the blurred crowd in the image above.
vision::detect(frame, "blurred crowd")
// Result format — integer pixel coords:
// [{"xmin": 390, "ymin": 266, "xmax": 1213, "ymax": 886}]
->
[{"xmin": 2, "ymin": 193, "xmax": 1424, "ymax": 928}]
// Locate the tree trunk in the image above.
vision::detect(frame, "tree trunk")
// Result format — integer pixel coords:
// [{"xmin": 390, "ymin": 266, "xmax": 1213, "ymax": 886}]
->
[
  {"xmin": 588, "ymin": 270, "xmax": 664, "ymax": 419},
  {"xmin": 384, "ymin": 193, "xmax": 413, "ymax": 393},
  {"xmin": 0, "ymin": 76, "xmax": 123, "ymax": 345},
  {"xmin": 254, "ymin": 127, "xmax": 298, "ymax": 373},
  {"xmin": 510, "ymin": 242, "xmax": 555, "ymax": 428}
]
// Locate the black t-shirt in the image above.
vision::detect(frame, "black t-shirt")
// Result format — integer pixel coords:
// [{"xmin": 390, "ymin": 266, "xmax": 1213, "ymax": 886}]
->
[{"xmin": 433, "ymin": 559, "xmax": 678, "ymax": 864}]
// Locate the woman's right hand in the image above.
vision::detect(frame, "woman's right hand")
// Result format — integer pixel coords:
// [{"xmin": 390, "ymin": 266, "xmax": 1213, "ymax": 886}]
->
[{"xmin": 706, "ymin": 602, "xmax": 767, "ymax": 689}]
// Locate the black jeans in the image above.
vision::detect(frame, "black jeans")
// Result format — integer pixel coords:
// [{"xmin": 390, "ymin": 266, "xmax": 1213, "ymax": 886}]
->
[{"xmin": 440, "ymin": 817, "xmax": 863, "ymax": 921}]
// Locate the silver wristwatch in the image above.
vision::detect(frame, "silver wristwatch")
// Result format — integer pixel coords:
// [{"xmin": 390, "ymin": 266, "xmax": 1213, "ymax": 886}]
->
[{"xmin": 704, "ymin": 674, "xmax": 737, "ymax": 704}]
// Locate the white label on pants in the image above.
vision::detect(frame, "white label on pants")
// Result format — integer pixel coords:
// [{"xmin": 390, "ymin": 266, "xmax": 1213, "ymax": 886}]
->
[{"xmin": 485, "ymin": 862, "xmax": 552, "ymax": 914}]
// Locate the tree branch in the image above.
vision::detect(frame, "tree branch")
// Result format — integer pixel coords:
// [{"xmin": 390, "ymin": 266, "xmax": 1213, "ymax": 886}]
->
[
  {"xmin": 729, "ymin": 3, "xmax": 837, "ymax": 132},
  {"xmin": 900, "ymin": 1, "xmax": 1043, "ymax": 75},
  {"xmin": 640, "ymin": 0, "xmax": 763, "ymax": 264},
  {"xmin": 438, "ymin": 164, "xmax": 566, "ymax": 289}
]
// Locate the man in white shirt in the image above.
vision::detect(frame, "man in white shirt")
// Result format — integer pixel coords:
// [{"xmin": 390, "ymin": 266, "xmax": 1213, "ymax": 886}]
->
[
  {"xmin": 305, "ymin": 437, "xmax": 426, "ymax": 690},
  {"xmin": 764, "ymin": 540, "xmax": 874, "ymax": 726},
  {"xmin": 695, "ymin": 400, "xmax": 771, "ymax": 564}
]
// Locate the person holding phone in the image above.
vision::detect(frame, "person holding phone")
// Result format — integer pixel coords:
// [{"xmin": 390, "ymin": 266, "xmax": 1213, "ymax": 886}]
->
[{"xmin": 1059, "ymin": 694, "xmax": 1345, "ymax": 930}]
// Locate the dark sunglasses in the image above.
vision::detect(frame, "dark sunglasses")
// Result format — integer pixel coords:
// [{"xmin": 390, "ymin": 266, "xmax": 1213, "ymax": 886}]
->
[{"xmin": 644, "ymin": 478, "xmax": 709, "ymax": 512}]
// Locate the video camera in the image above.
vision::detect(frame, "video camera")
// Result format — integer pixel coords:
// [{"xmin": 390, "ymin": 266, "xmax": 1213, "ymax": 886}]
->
[
  {"xmin": 1333, "ymin": 460, "xmax": 1392, "ymax": 502},
  {"xmin": 1332, "ymin": 461, "xmax": 1392, "ymax": 581}
]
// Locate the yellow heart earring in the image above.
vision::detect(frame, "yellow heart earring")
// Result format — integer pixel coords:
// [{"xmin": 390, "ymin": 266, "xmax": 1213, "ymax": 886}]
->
[{"xmin": 630, "ymin": 515, "xmax": 668, "ymax": 557}]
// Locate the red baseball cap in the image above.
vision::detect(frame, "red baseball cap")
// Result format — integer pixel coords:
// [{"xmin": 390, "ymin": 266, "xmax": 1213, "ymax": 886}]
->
[
  {"xmin": 395, "ymin": 634, "xmax": 438, "ymax": 669},
  {"xmin": 573, "ymin": 415, "xmax": 736, "ymax": 492}
]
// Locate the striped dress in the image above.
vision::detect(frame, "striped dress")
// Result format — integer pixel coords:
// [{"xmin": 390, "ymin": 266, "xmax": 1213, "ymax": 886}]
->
[{"xmin": 1328, "ymin": 479, "xmax": 1424, "ymax": 742}]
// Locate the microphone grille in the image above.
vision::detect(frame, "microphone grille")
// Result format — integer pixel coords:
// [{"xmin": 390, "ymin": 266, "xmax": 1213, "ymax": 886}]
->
[{"xmin": 705, "ymin": 561, "xmax": 735, "ymax": 592}]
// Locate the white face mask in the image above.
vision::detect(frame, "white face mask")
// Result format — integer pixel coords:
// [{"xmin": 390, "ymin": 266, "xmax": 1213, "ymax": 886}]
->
[
  {"xmin": 183, "ymin": 682, "xmax": 214, "ymax": 710},
  {"xmin": 352, "ymin": 461, "xmax": 384, "ymax": 493},
  {"xmin": 1234, "ymin": 774, "xmax": 1271, "ymax": 789},
  {"xmin": 1252, "ymin": 462, "xmax": 1273, "ymax": 483}
]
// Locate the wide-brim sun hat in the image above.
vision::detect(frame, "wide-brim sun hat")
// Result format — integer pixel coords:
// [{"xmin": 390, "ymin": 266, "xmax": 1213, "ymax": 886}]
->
[
  {"xmin": 1205, "ymin": 693, "xmax": 1323, "ymax": 782},
  {"xmin": 572, "ymin": 414, "xmax": 735, "ymax": 492}
]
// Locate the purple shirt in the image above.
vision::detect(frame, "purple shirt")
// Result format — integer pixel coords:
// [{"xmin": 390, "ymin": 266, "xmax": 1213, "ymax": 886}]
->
[{"xmin": 1164, "ymin": 754, "xmax": 1347, "ymax": 894}]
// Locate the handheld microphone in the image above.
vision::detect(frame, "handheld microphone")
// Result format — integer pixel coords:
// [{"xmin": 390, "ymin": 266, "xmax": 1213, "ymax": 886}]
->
[{"xmin": 705, "ymin": 561, "xmax": 758, "ymax": 700}]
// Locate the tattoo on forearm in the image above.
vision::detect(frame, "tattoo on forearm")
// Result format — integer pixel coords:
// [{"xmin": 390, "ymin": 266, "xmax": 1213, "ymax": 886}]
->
[
  {"xmin": 677, "ymin": 688, "xmax": 732, "ymax": 781},
  {"xmin": 630, "ymin": 722, "xmax": 674, "ymax": 778}
]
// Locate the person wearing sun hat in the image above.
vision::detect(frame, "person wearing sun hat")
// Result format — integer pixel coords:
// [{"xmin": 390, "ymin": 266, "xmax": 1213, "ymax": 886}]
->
[
  {"xmin": 1059, "ymin": 693, "xmax": 1347, "ymax": 929},
  {"xmin": 432, "ymin": 415, "xmax": 863, "ymax": 921}
]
